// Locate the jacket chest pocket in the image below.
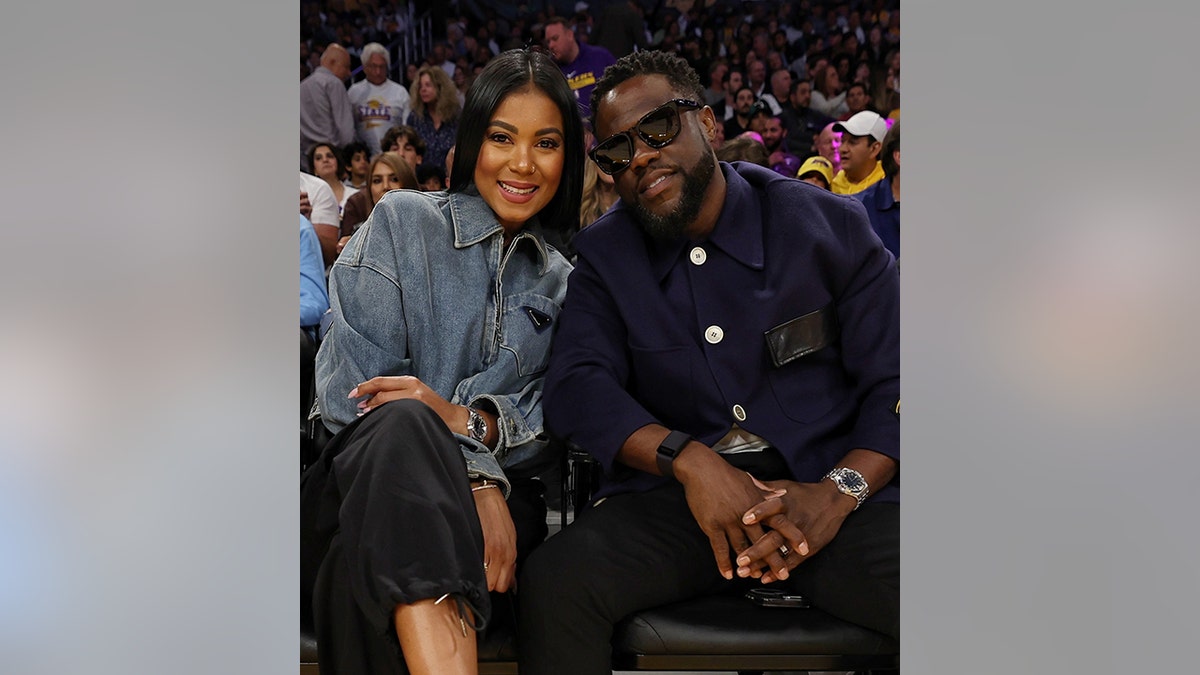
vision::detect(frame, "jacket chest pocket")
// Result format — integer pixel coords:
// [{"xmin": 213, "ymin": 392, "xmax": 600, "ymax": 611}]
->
[
  {"xmin": 499, "ymin": 293, "xmax": 560, "ymax": 377},
  {"xmin": 765, "ymin": 304, "xmax": 848, "ymax": 422}
]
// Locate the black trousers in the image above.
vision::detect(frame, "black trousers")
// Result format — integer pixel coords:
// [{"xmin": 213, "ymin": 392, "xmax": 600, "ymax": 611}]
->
[
  {"xmin": 517, "ymin": 459, "xmax": 898, "ymax": 675},
  {"xmin": 300, "ymin": 400, "xmax": 547, "ymax": 675}
]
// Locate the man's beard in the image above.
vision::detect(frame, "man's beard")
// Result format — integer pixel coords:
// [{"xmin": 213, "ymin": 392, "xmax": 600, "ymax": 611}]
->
[{"xmin": 633, "ymin": 155, "xmax": 716, "ymax": 242}]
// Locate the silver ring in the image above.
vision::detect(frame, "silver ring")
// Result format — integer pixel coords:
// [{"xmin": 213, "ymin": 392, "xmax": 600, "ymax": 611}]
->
[
  {"xmin": 483, "ymin": 562, "xmax": 490, "ymax": 571},
  {"xmin": 778, "ymin": 544, "xmax": 790, "ymax": 557}
]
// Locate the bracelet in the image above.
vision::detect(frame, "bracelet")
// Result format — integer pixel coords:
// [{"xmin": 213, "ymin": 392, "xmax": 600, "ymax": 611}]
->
[{"xmin": 471, "ymin": 479, "xmax": 499, "ymax": 493}]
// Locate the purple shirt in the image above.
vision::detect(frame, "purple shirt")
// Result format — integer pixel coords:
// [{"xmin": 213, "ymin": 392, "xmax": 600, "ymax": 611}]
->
[{"xmin": 559, "ymin": 42, "xmax": 616, "ymax": 124}]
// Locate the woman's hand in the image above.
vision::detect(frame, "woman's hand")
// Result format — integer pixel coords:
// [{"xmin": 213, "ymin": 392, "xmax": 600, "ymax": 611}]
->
[
  {"xmin": 473, "ymin": 485, "xmax": 518, "ymax": 592},
  {"xmin": 349, "ymin": 375, "xmax": 467, "ymax": 433}
]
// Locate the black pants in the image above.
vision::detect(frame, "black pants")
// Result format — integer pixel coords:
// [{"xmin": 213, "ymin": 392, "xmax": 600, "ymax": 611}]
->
[
  {"xmin": 517, "ymin": 465, "xmax": 898, "ymax": 675},
  {"xmin": 300, "ymin": 400, "xmax": 547, "ymax": 675}
]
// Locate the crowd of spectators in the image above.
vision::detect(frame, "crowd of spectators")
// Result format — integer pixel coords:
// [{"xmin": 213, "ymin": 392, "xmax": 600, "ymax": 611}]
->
[{"xmin": 300, "ymin": 0, "xmax": 901, "ymax": 330}]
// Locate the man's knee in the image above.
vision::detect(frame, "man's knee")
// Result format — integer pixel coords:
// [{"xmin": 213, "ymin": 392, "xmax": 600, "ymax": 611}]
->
[{"xmin": 520, "ymin": 527, "xmax": 596, "ymax": 609}]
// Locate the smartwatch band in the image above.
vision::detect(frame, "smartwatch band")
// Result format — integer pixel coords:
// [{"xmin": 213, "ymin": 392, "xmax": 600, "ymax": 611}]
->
[{"xmin": 655, "ymin": 430, "xmax": 693, "ymax": 480}]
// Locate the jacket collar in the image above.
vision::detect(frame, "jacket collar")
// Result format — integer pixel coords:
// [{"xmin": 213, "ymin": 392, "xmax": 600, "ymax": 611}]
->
[
  {"xmin": 448, "ymin": 189, "xmax": 551, "ymax": 274},
  {"xmin": 650, "ymin": 162, "xmax": 765, "ymax": 282}
]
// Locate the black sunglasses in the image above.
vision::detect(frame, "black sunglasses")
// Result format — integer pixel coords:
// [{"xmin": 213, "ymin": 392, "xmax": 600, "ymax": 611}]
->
[{"xmin": 589, "ymin": 99, "xmax": 703, "ymax": 175}]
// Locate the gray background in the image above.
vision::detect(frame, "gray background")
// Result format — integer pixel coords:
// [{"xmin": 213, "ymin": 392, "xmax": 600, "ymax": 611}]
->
[{"xmin": 1, "ymin": 1, "xmax": 1199, "ymax": 673}]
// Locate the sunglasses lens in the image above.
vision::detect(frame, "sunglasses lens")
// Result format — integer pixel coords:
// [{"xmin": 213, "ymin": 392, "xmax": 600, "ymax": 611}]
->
[
  {"xmin": 592, "ymin": 135, "xmax": 632, "ymax": 174},
  {"xmin": 638, "ymin": 105, "xmax": 681, "ymax": 147}
]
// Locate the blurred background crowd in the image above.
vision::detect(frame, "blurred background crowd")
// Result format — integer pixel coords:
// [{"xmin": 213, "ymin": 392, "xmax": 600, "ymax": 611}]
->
[{"xmin": 300, "ymin": 0, "xmax": 901, "ymax": 336}]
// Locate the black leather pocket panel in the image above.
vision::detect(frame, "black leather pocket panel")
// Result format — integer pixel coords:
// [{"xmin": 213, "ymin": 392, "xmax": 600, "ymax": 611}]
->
[{"xmin": 763, "ymin": 304, "xmax": 839, "ymax": 368}]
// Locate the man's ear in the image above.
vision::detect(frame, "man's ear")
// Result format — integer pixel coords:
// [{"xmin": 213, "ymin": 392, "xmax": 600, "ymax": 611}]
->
[{"xmin": 700, "ymin": 105, "xmax": 717, "ymax": 142}]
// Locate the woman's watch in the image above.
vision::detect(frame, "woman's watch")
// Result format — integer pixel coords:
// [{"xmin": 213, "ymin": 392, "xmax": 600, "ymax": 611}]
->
[{"xmin": 466, "ymin": 408, "xmax": 488, "ymax": 444}]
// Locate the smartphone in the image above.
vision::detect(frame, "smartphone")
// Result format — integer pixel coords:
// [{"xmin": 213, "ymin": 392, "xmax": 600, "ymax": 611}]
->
[{"xmin": 745, "ymin": 587, "xmax": 811, "ymax": 609}]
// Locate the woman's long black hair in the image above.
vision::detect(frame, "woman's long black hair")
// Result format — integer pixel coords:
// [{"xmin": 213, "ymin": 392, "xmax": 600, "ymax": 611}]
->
[{"xmin": 449, "ymin": 47, "xmax": 585, "ymax": 238}]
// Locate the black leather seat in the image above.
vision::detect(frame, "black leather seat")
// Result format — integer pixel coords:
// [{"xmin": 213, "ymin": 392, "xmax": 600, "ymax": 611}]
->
[{"xmin": 612, "ymin": 591, "xmax": 898, "ymax": 672}]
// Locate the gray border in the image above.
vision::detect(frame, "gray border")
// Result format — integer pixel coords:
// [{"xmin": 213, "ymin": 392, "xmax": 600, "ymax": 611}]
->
[
  {"xmin": 0, "ymin": 1, "xmax": 297, "ymax": 672},
  {"xmin": 907, "ymin": 2, "xmax": 1200, "ymax": 672}
]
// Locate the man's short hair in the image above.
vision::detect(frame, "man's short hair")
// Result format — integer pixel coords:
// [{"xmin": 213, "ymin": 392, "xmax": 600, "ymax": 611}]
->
[
  {"xmin": 380, "ymin": 125, "xmax": 427, "ymax": 157},
  {"xmin": 545, "ymin": 16, "xmax": 572, "ymax": 31},
  {"xmin": 361, "ymin": 42, "xmax": 390, "ymax": 71},
  {"xmin": 342, "ymin": 140, "xmax": 370, "ymax": 161},
  {"xmin": 589, "ymin": 50, "xmax": 705, "ymax": 132}
]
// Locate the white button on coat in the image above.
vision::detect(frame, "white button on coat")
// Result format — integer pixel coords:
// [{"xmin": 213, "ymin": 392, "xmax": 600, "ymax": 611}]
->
[
  {"xmin": 689, "ymin": 247, "xmax": 707, "ymax": 265},
  {"xmin": 705, "ymin": 325, "xmax": 724, "ymax": 344},
  {"xmin": 733, "ymin": 405, "xmax": 747, "ymax": 421}
]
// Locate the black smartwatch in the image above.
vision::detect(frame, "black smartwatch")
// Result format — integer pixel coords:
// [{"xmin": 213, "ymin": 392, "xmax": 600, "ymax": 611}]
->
[{"xmin": 655, "ymin": 430, "xmax": 693, "ymax": 480}]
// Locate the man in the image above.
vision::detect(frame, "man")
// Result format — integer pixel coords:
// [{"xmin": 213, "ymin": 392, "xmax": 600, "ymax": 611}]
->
[
  {"xmin": 428, "ymin": 41, "xmax": 456, "ymax": 79},
  {"xmin": 714, "ymin": 67, "xmax": 744, "ymax": 124},
  {"xmin": 815, "ymin": 121, "xmax": 842, "ymax": 175},
  {"xmin": 723, "ymin": 86, "xmax": 757, "ymax": 141},
  {"xmin": 757, "ymin": 113, "xmax": 799, "ymax": 177},
  {"xmin": 854, "ymin": 120, "xmax": 899, "ymax": 260},
  {"xmin": 830, "ymin": 110, "xmax": 887, "ymax": 195},
  {"xmin": 779, "ymin": 78, "xmax": 834, "ymax": 158},
  {"xmin": 746, "ymin": 58, "xmax": 769, "ymax": 101},
  {"xmin": 519, "ymin": 49, "xmax": 898, "ymax": 674},
  {"xmin": 703, "ymin": 60, "xmax": 728, "ymax": 106},
  {"xmin": 347, "ymin": 42, "xmax": 411, "ymax": 160},
  {"xmin": 839, "ymin": 81, "xmax": 873, "ymax": 121},
  {"xmin": 545, "ymin": 16, "xmax": 617, "ymax": 122},
  {"xmin": 300, "ymin": 43, "xmax": 355, "ymax": 169},
  {"xmin": 379, "ymin": 125, "xmax": 425, "ymax": 167},
  {"xmin": 795, "ymin": 154, "xmax": 833, "ymax": 190},
  {"xmin": 758, "ymin": 67, "xmax": 791, "ymax": 116}
]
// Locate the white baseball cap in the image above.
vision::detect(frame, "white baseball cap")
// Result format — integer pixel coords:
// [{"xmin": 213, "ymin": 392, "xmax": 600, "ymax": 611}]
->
[{"xmin": 833, "ymin": 111, "xmax": 888, "ymax": 143}]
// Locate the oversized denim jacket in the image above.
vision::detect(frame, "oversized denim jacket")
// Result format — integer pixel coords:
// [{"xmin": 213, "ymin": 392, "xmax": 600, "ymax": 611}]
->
[{"xmin": 314, "ymin": 188, "xmax": 573, "ymax": 495}]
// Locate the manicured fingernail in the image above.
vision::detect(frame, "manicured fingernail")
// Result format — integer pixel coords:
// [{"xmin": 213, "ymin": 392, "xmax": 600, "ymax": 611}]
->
[
  {"xmin": 776, "ymin": 568, "xmax": 788, "ymax": 580},
  {"xmin": 798, "ymin": 542, "xmax": 809, "ymax": 556},
  {"xmin": 743, "ymin": 512, "xmax": 756, "ymax": 524},
  {"xmin": 737, "ymin": 566, "xmax": 750, "ymax": 577},
  {"xmin": 723, "ymin": 570, "xmax": 733, "ymax": 580},
  {"xmin": 348, "ymin": 387, "xmax": 359, "ymax": 398},
  {"xmin": 737, "ymin": 555, "xmax": 750, "ymax": 566}
]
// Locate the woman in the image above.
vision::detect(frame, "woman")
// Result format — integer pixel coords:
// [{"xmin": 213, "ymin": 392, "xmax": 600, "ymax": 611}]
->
[
  {"xmin": 579, "ymin": 158, "xmax": 617, "ymax": 229},
  {"xmin": 338, "ymin": 151, "xmax": 417, "ymax": 254},
  {"xmin": 301, "ymin": 47, "xmax": 584, "ymax": 675},
  {"xmin": 307, "ymin": 141, "xmax": 359, "ymax": 217},
  {"xmin": 406, "ymin": 65, "xmax": 461, "ymax": 171},
  {"xmin": 811, "ymin": 64, "xmax": 849, "ymax": 118}
]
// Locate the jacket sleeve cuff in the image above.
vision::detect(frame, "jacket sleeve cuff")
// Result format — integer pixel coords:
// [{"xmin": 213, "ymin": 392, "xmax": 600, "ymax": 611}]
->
[
  {"xmin": 463, "ymin": 445, "xmax": 511, "ymax": 498},
  {"xmin": 469, "ymin": 393, "xmax": 537, "ymax": 458}
]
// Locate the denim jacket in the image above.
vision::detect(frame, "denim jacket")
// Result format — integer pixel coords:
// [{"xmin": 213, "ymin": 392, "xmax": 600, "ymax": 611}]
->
[{"xmin": 314, "ymin": 188, "xmax": 573, "ymax": 495}]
